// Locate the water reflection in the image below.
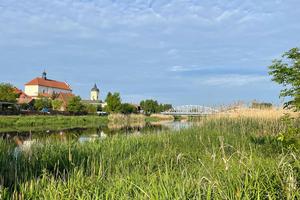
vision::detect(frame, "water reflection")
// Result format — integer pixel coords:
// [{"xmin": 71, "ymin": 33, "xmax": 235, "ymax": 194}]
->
[
  {"xmin": 78, "ymin": 131, "xmax": 107, "ymax": 143},
  {"xmin": 0, "ymin": 121, "xmax": 191, "ymax": 145},
  {"xmin": 14, "ymin": 136, "xmax": 36, "ymax": 158}
]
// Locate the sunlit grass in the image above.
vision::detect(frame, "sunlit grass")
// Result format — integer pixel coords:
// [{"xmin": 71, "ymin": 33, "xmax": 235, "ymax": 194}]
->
[
  {"xmin": 0, "ymin": 116, "xmax": 108, "ymax": 132},
  {"xmin": 0, "ymin": 117, "xmax": 299, "ymax": 199}
]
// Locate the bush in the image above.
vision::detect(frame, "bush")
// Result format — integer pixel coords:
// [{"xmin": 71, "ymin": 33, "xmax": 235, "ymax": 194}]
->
[{"xmin": 277, "ymin": 114, "xmax": 300, "ymax": 149}]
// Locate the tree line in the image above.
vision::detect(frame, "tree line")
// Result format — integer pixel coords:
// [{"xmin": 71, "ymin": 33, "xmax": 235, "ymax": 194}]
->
[{"xmin": 0, "ymin": 84, "xmax": 172, "ymax": 115}]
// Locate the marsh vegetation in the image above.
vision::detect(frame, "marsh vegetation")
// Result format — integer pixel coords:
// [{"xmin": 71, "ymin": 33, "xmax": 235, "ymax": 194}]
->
[{"xmin": 0, "ymin": 112, "xmax": 299, "ymax": 199}]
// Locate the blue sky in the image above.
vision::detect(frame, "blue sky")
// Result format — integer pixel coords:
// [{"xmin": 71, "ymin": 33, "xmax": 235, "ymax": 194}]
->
[{"xmin": 0, "ymin": 0, "xmax": 299, "ymax": 106}]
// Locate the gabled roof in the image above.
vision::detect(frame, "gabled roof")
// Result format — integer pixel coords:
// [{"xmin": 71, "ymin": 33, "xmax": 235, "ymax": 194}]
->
[
  {"xmin": 57, "ymin": 93, "xmax": 75, "ymax": 104},
  {"xmin": 14, "ymin": 88, "xmax": 23, "ymax": 95},
  {"xmin": 25, "ymin": 77, "xmax": 71, "ymax": 91}
]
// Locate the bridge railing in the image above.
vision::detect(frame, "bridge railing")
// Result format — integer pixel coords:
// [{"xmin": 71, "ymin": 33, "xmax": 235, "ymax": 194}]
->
[{"xmin": 161, "ymin": 105, "xmax": 219, "ymax": 116}]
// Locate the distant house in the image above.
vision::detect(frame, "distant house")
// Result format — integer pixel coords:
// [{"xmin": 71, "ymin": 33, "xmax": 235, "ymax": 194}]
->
[
  {"xmin": 14, "ymin": 88, "xmax": 34, "ymax": 105},
  {"xmin": 55, "ymin": 93, "xmax": 75, "ymax": 111},
  {"xmin": 24, "ymin": 71, "xmax": 72, "ymax": 98}
]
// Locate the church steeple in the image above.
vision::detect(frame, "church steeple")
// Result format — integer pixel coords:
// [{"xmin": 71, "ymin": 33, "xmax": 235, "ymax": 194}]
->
[
  {"xmin": 90, "ymin": 83, "xmax": 100, "ymax": 101},
  {"xmin": 42, "ymin": 70, "xmax": 47, "ymax": 79}
]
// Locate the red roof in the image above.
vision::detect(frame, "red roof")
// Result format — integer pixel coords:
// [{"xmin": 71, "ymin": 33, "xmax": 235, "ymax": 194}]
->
[
  {"xmin": 14, "ymin": 88, "xmax": 22, "ymax": 94},
  {"xmin": 25, "ymin": 77, "xmax": 72, "ymax": 91},
  {"xmin": 57, "ymin": 93, "xmax": 75, "ymax": 104}
]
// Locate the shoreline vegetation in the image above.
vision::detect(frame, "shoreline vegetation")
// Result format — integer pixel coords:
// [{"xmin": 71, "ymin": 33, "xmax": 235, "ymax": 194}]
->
[
  {"xmin": 0, "ymin": 114, "xmax": 173, "ymax": 133},
  {"xmin": 0, "ymin": 115, "xmax": 109, "ymax": 132},
  {"xmin": 1, "ymin": 115, "xmax": 300, "ymax": 199},
  {"xmin": 0, "ymin": 108, "xmax": 297, "ymax": 133}
]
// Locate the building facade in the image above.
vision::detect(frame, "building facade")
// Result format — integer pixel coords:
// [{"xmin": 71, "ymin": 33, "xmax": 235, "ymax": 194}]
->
[{"xmin": 24, "ymin": 72, "xmax": 72, "ymax": 98}]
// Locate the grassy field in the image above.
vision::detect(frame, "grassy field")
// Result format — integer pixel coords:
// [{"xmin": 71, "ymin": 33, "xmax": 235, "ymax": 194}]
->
[
  {"xmin": 1, "ymin": 116, "xmax": 299, "ymax": 199},
  {"xmin": 0, "ymin": 115, "xmax": 108, "ymax": 132}
]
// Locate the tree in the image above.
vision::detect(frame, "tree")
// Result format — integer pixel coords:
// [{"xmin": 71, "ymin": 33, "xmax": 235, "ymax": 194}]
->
[
  {"xmin": 269, "ymin": 47, "xmax": 300, "ymax": 111},
  {"xmin": 52, "ymin": 99, "xmax": 63, "ymax": 110},
  {"xmin": 0, "ymin": 83, "xmax": 18, "ymax": 103},
  {"xmin": 120, "ymin": 103, "xmax": 138, "ymax": 114},
  {"xmin": 67, "ymin": 96, "xmax": 86, "ymax": 114},
  {"xmin": 158, "ymin": 104, "xmax": 173, "ymax": 112},
  {"xmin": 105, "ymin": 92, "xmax": 122, "ymax": 113},
  {"xmin": 140, "ymin": 99, "xmax": 159, "ymax": 115},
  {"xmin": 34, "ymin": 98, "xmax": 52, "ymax": 111}
]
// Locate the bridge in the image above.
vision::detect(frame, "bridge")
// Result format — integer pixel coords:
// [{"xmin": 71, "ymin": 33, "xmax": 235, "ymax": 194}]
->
[{"xmin": 161, "ymin": 105, "xmax": 219, "ymax": 116}]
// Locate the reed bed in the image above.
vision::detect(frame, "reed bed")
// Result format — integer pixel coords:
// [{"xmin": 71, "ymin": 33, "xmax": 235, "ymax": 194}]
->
[
  {"xmin": 0, "ymin": 117, "xmax": 299, "ymax": 199},
  {"xmin": 215, "ymin": 107, "xmax": 297, "ymax": 119},
  {"xmin": 108, "ymin": 114, "xmax": 146, "ymax": 130}
]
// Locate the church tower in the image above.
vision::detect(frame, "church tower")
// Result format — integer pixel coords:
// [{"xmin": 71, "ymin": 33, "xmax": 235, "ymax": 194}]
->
[
  {"xmin": 90, "ymin": 84, "xmax": 100, "ymax": 101},
  {"xmin": 42, "ymin": 70, "xmax": 47, "ymax": 79}
]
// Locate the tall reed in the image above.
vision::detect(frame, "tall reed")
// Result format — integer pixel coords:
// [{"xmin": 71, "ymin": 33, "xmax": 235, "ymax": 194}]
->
[{"xmin": 0, "ymin": 117, "xmax": 299, "ymax": 199}]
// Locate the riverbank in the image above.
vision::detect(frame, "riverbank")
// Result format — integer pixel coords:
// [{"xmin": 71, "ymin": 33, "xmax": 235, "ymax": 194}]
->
[
  {"xmin": 0, "ymin": 114, "xmax": 173, "ymax": 133},
  {"xmin": 0, "ymin": 115, "xmax": 109, "ymax": 132},
  {"xmin": 1, "ymin": 116, "xmax": 299, "ymax": 199}
]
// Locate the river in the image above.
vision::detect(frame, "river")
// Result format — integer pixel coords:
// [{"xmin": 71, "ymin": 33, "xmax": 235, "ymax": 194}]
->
[{"xmin": 0, "ymin": 121, "xmax": 192, "ymax": 145}]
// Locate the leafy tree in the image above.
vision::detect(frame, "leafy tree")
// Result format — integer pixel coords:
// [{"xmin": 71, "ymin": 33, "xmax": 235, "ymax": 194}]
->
[
  {"xmin": 34, "ymin": 98, "xmax": 52, "ymax": 111},
  {"xmin": 52, "ymin": 99, "xmax": 63, "ymax": 110},
  {"xmin": 105, "ymin": 92, "xmax": 122, "ymax": 113},
  {"xmin": 140, "ymin": 99, "xmax": 173, "ymax": 115},
  {"xmin": 269, "ymin": 47, "xmax": 300, "ymax": 111},
  {"xmin": 140, "ymin": 99, "xmax": 159, "ymax": 115},
  {"xmin": 269, "ymin": 48, "xmax": 300, "ymax": 149},
  {"xmin": 120, "ymin": 103, "xmax": 138, "ymax": 114},
  {"xmin": 0, "ymin": 83, "xmax": 18, "ymax": 103},
  {"xmin": 67, "ymin": 96, "xmax": 86, "ymax": 115},
  {"xmin": 158, "ymin": 104, "xmax": 173, "ymax": 112}
]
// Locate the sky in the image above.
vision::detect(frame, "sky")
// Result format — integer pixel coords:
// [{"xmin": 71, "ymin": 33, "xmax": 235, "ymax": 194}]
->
[{"xmin": 0, "ymin": 0, "xmax": 299, "ymax": 106}]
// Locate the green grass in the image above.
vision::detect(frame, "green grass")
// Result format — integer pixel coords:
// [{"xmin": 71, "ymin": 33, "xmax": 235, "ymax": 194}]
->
[
  {"xmin": 0, "ymin": 116, "xmax": 108, "ymax": 132},
  {"xmin": 0, "ymin": 117, "xmax": 300, "ymax": 199}
]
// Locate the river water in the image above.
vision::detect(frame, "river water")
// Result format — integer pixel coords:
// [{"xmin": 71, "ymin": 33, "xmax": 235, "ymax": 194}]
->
[{"xmin": 0, "ymin": 121, "xmax": 192, "ymax": 145}]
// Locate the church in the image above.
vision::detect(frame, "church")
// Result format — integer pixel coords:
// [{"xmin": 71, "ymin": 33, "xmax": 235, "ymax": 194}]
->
[
  {"xmin": 82, "ymin": 83, "xmax": 106, "ymax": 108},
  {"xmin": 24, "ymin": 71, "xmax": 72, "ymax": 98}
]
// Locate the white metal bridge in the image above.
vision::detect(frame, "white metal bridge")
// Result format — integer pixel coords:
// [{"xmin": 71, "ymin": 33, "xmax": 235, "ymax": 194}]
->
[{"xmin": 161, "ymin": 105, "xmax": 218, "ymax": 116}]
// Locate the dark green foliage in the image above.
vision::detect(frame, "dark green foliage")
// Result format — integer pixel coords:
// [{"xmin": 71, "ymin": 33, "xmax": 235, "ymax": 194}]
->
[
  {"xmin": 67, "ymin": 96, "xmax": 86, "ymax": 115},
  {"xmin": 0, "ymin": 83, "xmax": 18, "ymax": 103},
  {"xmin": 269, "ymin": 47, "xmax": 300, "ymax": 111},
  {"xmin": 120, "ymin": 103, "xmax": 138, "ymax": 114},
  {"xmin": 158, "ymin": 103, "xmax": 172, "ymax": 112},
  {"xmin": 140, "ymin": 99, "xmax": 172, "ymax": 115},
  {"xmin": 277, "ymin": 114, "xmax": 300, "ymax": 149},
  {"xmin": 97, "ymin": 104, "xmax": 102, "ymax": 111},
  {"xmin": 105, "ymin": 92, "xmax": 122, "ymax": 113},
  {"xmin": 140, "ymin": 99, "xmax": 159, "ymax": 115},
  {"xmin": 34, "ymin": 98, "xmax": 52, "ymax": 111}
]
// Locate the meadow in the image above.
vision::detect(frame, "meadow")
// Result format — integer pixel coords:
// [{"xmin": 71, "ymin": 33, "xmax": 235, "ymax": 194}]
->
[
  {"xmin": 0, "ymin": 115, "xmax": 108, "ymax": 132},
  {"xmin": 1, "ymin": 112, "xmax": 299, "ymax": 199}
]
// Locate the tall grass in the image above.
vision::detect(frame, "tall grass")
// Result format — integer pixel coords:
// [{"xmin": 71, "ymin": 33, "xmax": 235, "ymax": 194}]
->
[{"xmin": 0, "ymin": 117, "xmax": 299, "ymax": 199}]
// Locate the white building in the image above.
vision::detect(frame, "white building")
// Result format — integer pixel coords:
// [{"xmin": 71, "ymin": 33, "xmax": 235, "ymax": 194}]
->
[{"xmin": 24, "ymin": 72, "xmax": 72, "ymax": 98}]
